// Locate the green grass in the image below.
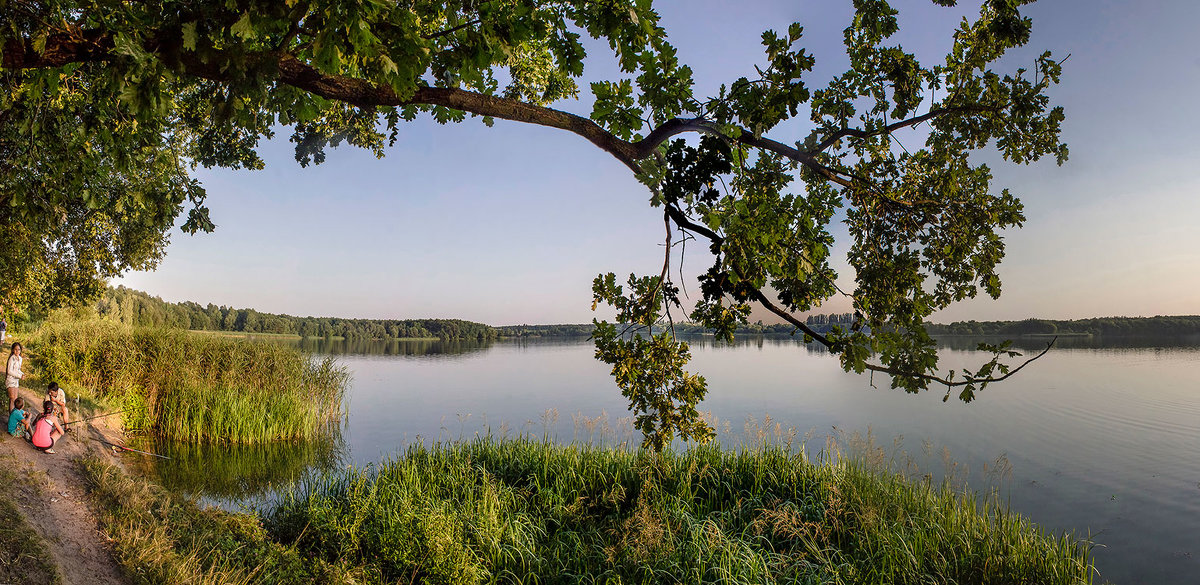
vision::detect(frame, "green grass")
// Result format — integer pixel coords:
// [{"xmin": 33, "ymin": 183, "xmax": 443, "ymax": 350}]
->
[
  {"xmin": 30, "ymin": 320, "xmax": 348, "ymax": 443},
  {"xmin": 263, "ymin": 437, "xmax": 1098, "ymax": 585},
  {"xmin": 79, "ymin": 456, "xmax": 352, "ymax": 585},
  {"xmin": 76, "ymin": 437, "xmax": 1098, "ymax": 584},
  {"xmin": 0, "ymin": 454, "xmax": 63, "ymax": 585}
]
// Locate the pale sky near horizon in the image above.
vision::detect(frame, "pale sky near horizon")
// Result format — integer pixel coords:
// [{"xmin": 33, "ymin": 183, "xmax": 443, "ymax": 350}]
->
[{"xmin": 115, "ymin": 0, "xmax": 1200, "ymax": 326}]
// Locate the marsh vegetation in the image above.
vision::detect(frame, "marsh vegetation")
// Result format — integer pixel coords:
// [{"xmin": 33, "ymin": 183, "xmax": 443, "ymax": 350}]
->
[
  {"xmin": 80, "ymin": 436, "xmax": 1095, "ymax": 585},
  {"xmin": 33, "ymin": 320, "xmax": 347, "ymax": 443}
]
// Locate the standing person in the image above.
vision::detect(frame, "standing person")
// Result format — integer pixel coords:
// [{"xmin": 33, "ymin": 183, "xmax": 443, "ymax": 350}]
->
[
  {"xmin": 0, "ymin": 316, "xmax": 7, "ymax": 346},
  {"xmin": 46, "ymin": 382, "xmax": 70, "ymax": 429},
  {"xmin": 30, "ymin": 400, "xmax": 63, "ymax": 454},
  {"xmin": 7, "ymin": 397, "xmax": 30, "ymax": 439},
  {"xmin": 5, "ymin": 342, "xmax": 22, "ymax": 413}
]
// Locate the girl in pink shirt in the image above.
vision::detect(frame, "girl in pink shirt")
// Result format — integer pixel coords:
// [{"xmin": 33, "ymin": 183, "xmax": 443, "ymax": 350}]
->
[{"xmin": 31, "ymin": 400, "xmax": 63, "ymax": 454}]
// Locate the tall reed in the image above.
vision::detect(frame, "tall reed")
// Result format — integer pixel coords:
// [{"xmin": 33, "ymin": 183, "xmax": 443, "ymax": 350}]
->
[
  {"xmin": 34, "ymin": 320, "xmax": 347, "ymax": 443},
  {"xmin": 265, "ymin": 437, "xmax": 1098, "ymax": 584}
]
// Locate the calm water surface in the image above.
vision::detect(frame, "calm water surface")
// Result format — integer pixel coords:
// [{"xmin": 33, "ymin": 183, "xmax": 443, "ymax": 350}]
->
[{"xmin": 142, "ymin": 335, "xmax": 1200, "ymax": 584}]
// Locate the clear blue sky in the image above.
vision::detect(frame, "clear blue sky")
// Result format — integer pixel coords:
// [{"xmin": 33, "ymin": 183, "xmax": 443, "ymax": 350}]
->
[{"xmin": 117, "ymin": 0, "xmax": 1200, "ymax": 325}]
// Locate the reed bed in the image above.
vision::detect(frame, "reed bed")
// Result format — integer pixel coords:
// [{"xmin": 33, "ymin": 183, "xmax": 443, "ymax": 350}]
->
[
  {"xmin": 265, "ymin": 437, "xmax": 1098, "ymax": 585},
  {"xmin": 33, "ymin": 320, "xmax": 347, "ymax": 443}
]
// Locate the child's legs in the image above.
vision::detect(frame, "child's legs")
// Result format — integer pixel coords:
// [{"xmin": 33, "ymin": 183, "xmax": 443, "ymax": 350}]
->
[{"xmin": 6, "ymin": 386, "xmax": 15, "ymax": 411}]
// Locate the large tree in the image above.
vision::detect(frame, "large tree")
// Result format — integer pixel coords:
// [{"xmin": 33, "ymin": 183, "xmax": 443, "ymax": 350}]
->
[{"xmin": 1, "ymin": 0, "xmax": 1065, "ymax": 447}]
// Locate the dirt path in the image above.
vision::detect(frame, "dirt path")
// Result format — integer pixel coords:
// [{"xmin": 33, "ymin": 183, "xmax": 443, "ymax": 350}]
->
[{"xmin": 1, "ymin": 388, "xmax": 129, "ymax": 585}]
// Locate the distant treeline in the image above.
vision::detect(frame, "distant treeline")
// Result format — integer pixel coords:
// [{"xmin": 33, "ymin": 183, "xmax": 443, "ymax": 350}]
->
[
  {"xmin": 926, "ymin": 316, "xmax": 1200, "ymax": 336},
  {"xmin": 504, "ymin": 314, "xmax": 1200, "ymax": 340},
  {"xmin": 498, "ymin": 324, "xmax": 595, "ymax": 337},
  {"xmin": 499, "ymin": 317, "xmax": 852, "ymax": 338},
  {"xmin": 92, "ymin": 288, "xmax": 1200, "ymax": 342},
  {"xmin": 97, "ymin": 286, "xmax": 498, "ymax": 341}
]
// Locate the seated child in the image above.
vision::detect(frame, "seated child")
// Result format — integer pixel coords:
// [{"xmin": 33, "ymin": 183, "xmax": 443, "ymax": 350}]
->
[
  {"xmin": 30, "ymin": 400, "xmax": 63, "ymax": 454},
  {"xmin": 7, "ymin": 397, "xmax": 30, "ymax": 439},
  {"xmin": 46, "ymin": 382, "xmax": 70, "ymax": 429}
]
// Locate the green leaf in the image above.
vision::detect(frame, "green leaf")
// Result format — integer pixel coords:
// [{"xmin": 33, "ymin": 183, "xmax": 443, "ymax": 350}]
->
[
  {"xmin": 231, "ymin": 13, "xmax": 256, "ymax": 40},
  {"xmin": 379, "ymin": 55, "xmax": 398, "ymax": 76},
  {"xmin": 112, "ymin": 33, "xmax": 150, "ymax": 62},
  {"xmin": 182, "ymin": 22, "xmax": 198, "ymax": 51}
]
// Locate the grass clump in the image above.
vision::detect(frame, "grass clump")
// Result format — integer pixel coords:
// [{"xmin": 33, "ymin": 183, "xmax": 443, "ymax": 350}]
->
[
  {"xmin": 264, "ymin": 437, "xmax": 1098, "ymax": 584},
  {"xmin": 33, "ymin": 320, "xmax": 347, "ymax": 443},
  {"xmin": 79, "ymin": 456, "xmax": 354, "ymax": 585}
]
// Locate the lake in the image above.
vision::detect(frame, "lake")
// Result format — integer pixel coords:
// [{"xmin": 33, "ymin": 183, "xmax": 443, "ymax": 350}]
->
[{"xmin": 137, "ymin": 334, "xmax": 1200, "ymax": 585}]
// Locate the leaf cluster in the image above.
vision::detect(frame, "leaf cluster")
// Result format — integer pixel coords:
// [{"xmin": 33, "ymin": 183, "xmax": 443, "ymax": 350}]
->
[{"xmin": 591, "ymin": 273, "xmax": 713, "ymax": 451}]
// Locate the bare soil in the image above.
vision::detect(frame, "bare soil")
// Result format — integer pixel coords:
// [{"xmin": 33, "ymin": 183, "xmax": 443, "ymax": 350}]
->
[{"xmin": 1, "ymin": 387, "xmax": 130, "ymax": 585}]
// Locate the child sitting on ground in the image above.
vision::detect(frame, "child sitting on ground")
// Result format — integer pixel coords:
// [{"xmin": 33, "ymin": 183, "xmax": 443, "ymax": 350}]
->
[
  {"xmin": 46, "ymin": 382, "xmax": 70, "ymax": 430},
  {"xmin": 6, "ymin": 397, "xmax": 30, "ymax": 439},
  {"xmin": 30, "ymin": 400, "xmax": 63, "ymax": 454}
]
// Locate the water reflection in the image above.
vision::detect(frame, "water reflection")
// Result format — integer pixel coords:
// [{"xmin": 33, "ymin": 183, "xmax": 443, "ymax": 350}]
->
[
  {"xmin": 294, "ymin": 337, "xmax": 495, "ymax": 357},
  {"xmin": 934, "ymin": 333, "xmax": 1200, "ymax": 352},
  {"xmin": 262, "ymin": 331, "xmax": 1200, "ymax": 357},
  {"xmin": 127, "ymin": 432, "xmax": 345, "ymax": 507}
]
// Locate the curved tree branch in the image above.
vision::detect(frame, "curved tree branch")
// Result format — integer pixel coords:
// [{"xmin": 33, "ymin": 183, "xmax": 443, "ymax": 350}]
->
[
  {"xmin": 664, "ymin": 198, "xmax": 1046, "ymax": 391},
  {"xmin": 864, "ymin": 338, "xmax": 1055, "ymax": 388},
  {"xmin": 1, "ymin": 28, "xmax": 112, "ymax": 68},
  {"xmin": 3, "ymin": 31, "xmax": 861, "ymax": 184},
  {"xmin": 809, "ymin": 104, "xmax": 1002, "ymax": 154}
]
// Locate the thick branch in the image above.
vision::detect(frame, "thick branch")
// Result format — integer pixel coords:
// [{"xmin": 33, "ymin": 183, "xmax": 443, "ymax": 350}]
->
[
  {"xmin": 662, "ymin": 202, "xmax": 720, "ymax": 246},
  {"xmin": 632, "ymin": 118, "xmax": 855, "ymax": 188},
  {"xmin": 747, "ymin": 289, "xmax": 833, "ymax": 346},
  {"xmin": 2, "ymin": 32, "xmax": 862, "ymax": 183},
  {"xmin": 1, "ymin": 29, "xmax": 111, "ymax": 68}
]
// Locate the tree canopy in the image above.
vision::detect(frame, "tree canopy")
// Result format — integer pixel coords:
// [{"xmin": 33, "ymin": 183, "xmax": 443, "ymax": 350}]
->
[{"xmin": 1, "ymin": 0, "xmax": 1066, "ymax": 448}]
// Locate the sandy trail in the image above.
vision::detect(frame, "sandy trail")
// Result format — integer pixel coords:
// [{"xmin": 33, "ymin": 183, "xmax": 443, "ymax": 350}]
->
[{"xmin": 1, "ymin": 387, "xmax": 130, "ymax": 585}]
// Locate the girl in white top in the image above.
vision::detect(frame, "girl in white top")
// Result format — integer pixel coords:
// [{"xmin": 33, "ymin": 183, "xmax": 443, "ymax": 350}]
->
[
  {"xmin": 6, "ymin": 342, "xmax": 23, "ymax": 412},
  {"xmin": 46, "ymin": 382, "xmax": 70, "ymax": 428}
]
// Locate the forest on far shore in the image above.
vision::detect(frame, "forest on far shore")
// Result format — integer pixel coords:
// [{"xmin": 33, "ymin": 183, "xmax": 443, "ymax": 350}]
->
[
  {"xmin": 503, "ymin": 316, "xmax": 1200, "ymax": 339},
  {"xmin": 81, "ymin": 286, "xmax": 1200, "ymax": 342},
  {"xmin": 925, "ymin": 316, "xmax": 1200, "ymax": 337},
  {"xmin": 95, "ymin": 286, "xmax": 498, "ymax": 341}
]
